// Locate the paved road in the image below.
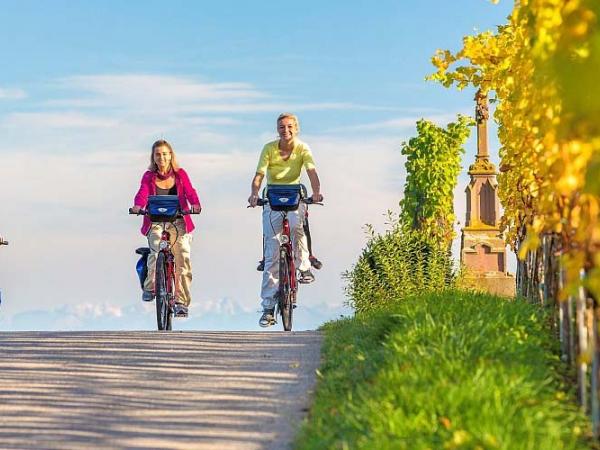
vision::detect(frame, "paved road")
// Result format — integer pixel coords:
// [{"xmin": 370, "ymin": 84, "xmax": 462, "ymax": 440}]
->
[{"xmin": 0, "ymin": 331, "xmax": 322, "ymax": 450}]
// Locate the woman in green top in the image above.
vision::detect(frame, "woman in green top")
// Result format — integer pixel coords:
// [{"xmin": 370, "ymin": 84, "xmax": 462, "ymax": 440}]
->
[{"xmin": 248, "ymin": 113, "xmax": 323, "ymax": 328}]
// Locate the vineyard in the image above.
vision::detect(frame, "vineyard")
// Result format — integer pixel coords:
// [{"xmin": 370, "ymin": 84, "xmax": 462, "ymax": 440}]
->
[
  {"xmin": 298, "ymin": 1, "xmax": 600, "ymax": 447},
  {"xmin": 429, "ymin": 0, "xmax": 600, "ymax": 436}
]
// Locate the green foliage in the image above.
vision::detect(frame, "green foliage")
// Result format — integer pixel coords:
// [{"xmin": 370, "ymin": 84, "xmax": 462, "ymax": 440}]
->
[
  {"xmin": 295, "ymin": 291, "xmax": 592, "ymax": 450},
  {"xmin": 344, "ymin": 223, "xmax": 455, "ymax": 314},
  {"xmin": 400, "ymin": 115, "xmax": 473, "ymax": 247},
  {"xmin": 344, "ymin": 116, "xmax": 471, "ymax": 314}
]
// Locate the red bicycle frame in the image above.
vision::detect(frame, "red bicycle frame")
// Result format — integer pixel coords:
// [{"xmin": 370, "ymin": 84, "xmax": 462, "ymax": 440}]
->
[
  {"xmin": 159, "ymin": 229, "xmax": 177, "ymax": 307},
  {"xmin": 281, "ymin": 215, "xmax": 298, "ymax": 297}
]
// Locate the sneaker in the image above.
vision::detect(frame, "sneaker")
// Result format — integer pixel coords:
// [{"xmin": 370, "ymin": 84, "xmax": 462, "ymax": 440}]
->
[
  {"xmin": 174, "ymin": 303, "xmax": 188, "ymax": 318},
  {"xmin": 259, "ymin": 309, "xmax": 275, "ymax": 327},
  {"xmin": 298, "ymin": 269, "xmax": 315, "ymax": 284},
  {"xmin": 256, "ymin": 259, "xmax": 265, "ymax": 271},
  {"xmin": 309, "ymin": 256, "xmax": 323, "ymax": 270},
  {"xmin": 142, "ymin": 290, "xmax": 154, "ymax": 302}
]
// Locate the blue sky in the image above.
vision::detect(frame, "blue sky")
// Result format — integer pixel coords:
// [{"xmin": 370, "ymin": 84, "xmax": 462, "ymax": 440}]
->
[{"xmin": 0, "ymin": 1, "xmax": 514, "ymax": 331}]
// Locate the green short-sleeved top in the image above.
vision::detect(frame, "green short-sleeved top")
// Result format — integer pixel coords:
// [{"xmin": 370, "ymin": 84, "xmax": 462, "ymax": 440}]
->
[{"xmin": 255, "ymin": 139, "xmax": 316, "ymax": 185}]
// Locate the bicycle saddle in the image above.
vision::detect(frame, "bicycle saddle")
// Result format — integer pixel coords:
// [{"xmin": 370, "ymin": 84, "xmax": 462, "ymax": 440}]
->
[{"xmin": 136, "ymin": 247, "xmax": 151, "ymax": 256}]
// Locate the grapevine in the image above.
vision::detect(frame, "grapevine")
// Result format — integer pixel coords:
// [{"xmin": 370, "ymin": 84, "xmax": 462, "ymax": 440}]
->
[{"xmin": 400, "ymin": 116, "xmax": 473, "ymax": 248}]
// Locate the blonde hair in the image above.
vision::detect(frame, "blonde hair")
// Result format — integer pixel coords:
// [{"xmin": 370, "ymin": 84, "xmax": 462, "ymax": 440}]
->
[
  {"xmin": 277, "ymin": 113, "xmax": 300, "ymax": 132},
  {"xmin": 148, "ymin": 139, "xmax": 180, "ymax": 172}
]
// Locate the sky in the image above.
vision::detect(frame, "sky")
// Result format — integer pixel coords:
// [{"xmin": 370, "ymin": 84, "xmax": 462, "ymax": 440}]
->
[{"xmin": 0, "ymin": 0, "xmax": 515, "ymax": 331}]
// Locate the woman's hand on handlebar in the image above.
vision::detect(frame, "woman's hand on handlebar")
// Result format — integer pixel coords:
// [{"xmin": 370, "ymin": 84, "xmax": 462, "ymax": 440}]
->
[
  {"xmin": 129, "ymin": 206, "xmax": 147, "ymax": 215},
  {"xmin": 310, "ymin": 193, "xmax": 324, "ymax": 203},
  {"xmin": 248, "ymin": 193, "xmax": 260, "ymax": 208}
]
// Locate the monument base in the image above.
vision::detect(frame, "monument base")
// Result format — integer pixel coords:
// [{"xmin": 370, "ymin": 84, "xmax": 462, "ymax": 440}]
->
[{"xmin": 460, "ymin": 271, "xmax": 516, "ymax": 298}]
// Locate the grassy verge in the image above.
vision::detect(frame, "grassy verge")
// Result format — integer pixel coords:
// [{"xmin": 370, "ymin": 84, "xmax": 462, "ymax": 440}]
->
[{"xmin": 296, "ymin": 290, "xmax": 593, "ymax": 450}]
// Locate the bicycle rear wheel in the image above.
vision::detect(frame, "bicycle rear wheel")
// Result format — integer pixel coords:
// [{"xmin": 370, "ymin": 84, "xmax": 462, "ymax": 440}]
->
[
  {"xmin": 279, "ymin": 248, "xmax": 293, "ymax": 331},
  {"xmin": 155, "ymin": 253, "xmax": 172, "ymax": 331}
]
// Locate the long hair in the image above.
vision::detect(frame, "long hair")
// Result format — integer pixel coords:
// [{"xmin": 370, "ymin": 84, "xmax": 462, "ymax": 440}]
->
[{"xmin": 148, "ymin": 139, "xmax": 180, "ymax": 172}]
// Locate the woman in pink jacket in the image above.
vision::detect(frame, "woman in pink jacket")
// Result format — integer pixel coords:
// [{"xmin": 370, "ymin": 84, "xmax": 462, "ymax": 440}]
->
[{"xmin": 131, "ymin": 140, "xmax": 201, "ymax": 318}]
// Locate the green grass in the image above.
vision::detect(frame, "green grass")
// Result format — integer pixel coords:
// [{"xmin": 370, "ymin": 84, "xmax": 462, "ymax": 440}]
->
[{"xmin": 296, "ymin": 290, "xmax": 593, "ymax": 450}]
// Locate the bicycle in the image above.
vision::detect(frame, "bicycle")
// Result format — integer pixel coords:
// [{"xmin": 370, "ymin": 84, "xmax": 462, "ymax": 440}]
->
[
  {"xmin": 129, "ymin": 195, "xmax": 198, "ymax": 331},
  {"xmin": 251, "ymin": 184, "xmax": 322, "ymax": 331}
]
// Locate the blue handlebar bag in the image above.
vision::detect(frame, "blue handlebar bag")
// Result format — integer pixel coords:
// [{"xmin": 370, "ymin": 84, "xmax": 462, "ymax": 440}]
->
[
  {"xmin": 266, "ymin": 184, "xmax": 302, "ymax": 211},
  {"xmin": 147, "ymin": 195, "xmax": 179, "ymax": 222}
]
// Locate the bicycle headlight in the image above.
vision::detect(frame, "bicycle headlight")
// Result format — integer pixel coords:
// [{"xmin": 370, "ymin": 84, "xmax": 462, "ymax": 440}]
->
[
  {"xmin": 159, "ymin": 240, "xmax": 169, "ymax": 250},
  {"xmin": 280, "ymin": 235, "xmax": 290, "ymax": 244}
]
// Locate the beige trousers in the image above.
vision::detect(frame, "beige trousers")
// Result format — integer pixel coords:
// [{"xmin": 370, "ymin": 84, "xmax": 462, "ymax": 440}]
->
[{"xmin": 144, "ymin": 219, "xmax": 193, "ymax": 306}]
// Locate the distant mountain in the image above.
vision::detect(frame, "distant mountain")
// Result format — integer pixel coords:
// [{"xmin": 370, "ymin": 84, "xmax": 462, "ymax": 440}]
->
[{"xmin": 2, "ymin": 298, "xmax": 352, "ymax": 332}]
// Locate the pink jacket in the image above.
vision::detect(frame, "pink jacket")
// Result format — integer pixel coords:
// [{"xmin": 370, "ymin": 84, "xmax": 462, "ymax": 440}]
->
[{"xmin": 133, "ymin": 168, "xmax": 201, "ymax": 235}]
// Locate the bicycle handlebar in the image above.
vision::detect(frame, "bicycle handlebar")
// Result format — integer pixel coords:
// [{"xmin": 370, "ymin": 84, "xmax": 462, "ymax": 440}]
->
[
  {"xmin": 248, "ymin": 198, "xmax": 324, "ymax": 208},
  {"xmin": 0, "ymin": 239, "xmax": 8, "ymax": 245},
  {"xmin": 128, "ymin": 208, "xmax": 200, "ymax": 216},
  {"xmin": 304, "ymin": 198, "xmax": 324, "ymax": 205}
]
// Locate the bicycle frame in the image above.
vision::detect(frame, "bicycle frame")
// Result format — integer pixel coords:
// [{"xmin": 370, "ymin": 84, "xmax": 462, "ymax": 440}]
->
[
  {"xmin": 157, "ymin": 228, "xmax": 177, "ymax": 313},
  {"xmin": 280, "ymin": 212, "xmax": 298, "ymax": 303}
]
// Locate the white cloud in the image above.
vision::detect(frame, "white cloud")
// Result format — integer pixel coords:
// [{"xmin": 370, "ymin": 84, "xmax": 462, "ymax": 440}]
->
[
  {"xmin": 0, "ymin": 74, "xmax": 417, "ymax": 154},
  {"xmin": 178, "ymin": 117, "xmax": 242, "ymax": 126},
  {"xmin": 62, "ymin": 75, "xmax": 267, "ymax": 101},
  {"xmin": 0, "ymin": 87, "xmax": 26, "ymax": 100},
  {"xmin": 3, "ymin": 112, "xmax": 119, "ymax": 129},
  {"xmin": 325, "ymin": 112, "xmax": 471, "ymax": 133},
  {"xmin": 41, "ymin": 74, "xmax": 410, "ymax": 115}
]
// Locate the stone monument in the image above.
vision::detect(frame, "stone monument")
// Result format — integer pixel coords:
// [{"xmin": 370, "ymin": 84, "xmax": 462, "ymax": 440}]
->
[{"xmin": 460, "ymin": 90, "xmax": 515, "ymax": 297}]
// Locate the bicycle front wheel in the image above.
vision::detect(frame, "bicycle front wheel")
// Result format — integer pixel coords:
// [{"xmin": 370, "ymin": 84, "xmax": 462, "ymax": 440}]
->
[
  {"xmin": 279, "ymin": 248, "xmax": 293, "ymax": 331},
  {"xmin": 155, "ymin": 253, "xmax": 172, "ymax": 331}
]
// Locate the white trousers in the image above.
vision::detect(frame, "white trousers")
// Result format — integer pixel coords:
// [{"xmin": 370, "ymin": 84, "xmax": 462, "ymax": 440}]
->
[
  {"xmin": 261, "ymin": 203, "xmax": 310, "ymax": 310},
  {"xmin": 144, "ymin": 220, "xmax": 194, "ymax": 306}
]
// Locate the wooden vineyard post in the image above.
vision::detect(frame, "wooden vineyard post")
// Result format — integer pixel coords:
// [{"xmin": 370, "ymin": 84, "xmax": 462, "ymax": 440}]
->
[
  {"xmin": 592, "ymin": 300, "xmax": 600, "ymax": 437},
  {"xmin": 576, "ymin": 269, "xmax": 589, "ymax": 409}
]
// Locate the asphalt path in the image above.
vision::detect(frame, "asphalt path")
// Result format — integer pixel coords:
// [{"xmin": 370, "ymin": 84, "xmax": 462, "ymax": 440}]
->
[{"xmin": 0, "ymin": 331, "xmax": 322, "ymax": 450}]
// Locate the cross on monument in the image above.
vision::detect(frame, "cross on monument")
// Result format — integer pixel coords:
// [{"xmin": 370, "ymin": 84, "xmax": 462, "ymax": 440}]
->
[
  {"xmin": 469, "ymin": 89, "xmax": 495, "ymax": 175},
  {"xmin": 475, "ymin": 89, "xmax": 489, "ymax": 159}
]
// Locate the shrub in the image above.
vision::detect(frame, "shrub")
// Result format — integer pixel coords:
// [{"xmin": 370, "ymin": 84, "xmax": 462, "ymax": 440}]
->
[{"xmin": 344, "ymin": 224, "xmax": 455, "ymax": 314}]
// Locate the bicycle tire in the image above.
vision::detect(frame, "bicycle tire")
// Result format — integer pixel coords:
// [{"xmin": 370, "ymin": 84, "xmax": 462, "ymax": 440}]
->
[
  {"xmin": 155, "ymin": 253, "xmax": 172, "ymax": 331},
  {"xmin": 279, "ymin": 247, "xmax": 293, "ymax": 331}
]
